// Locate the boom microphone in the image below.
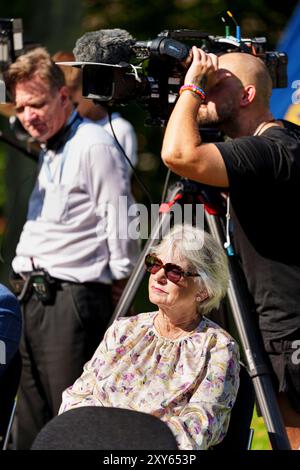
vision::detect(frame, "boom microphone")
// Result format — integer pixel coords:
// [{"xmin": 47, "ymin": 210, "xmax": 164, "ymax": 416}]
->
[{"xmin": 73, "ymin": 29, "xmax": 135, "ymax": 64}]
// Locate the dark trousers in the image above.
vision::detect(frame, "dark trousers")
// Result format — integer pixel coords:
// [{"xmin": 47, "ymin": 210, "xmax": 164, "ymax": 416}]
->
[{"xmin": 17, "ymin": 282, "xmax": 112, "ymax": 450}]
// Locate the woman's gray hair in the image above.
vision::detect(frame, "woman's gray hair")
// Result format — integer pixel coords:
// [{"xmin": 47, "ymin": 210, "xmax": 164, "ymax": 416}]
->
[{"xmin": 151, "ymin": 224, "xmax": 229, "ymax": 315}]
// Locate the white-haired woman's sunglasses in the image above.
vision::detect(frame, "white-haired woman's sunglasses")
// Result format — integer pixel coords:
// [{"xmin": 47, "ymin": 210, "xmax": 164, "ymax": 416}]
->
[{"xmin": 145, "ymin": 253, "xmax": 200, "ymax": 285}]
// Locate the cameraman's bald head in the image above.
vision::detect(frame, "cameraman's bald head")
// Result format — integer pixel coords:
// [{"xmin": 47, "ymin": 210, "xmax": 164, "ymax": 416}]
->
[{"xmin": 218, "ymin": 52, "xmax": 273, "ymax": 107}]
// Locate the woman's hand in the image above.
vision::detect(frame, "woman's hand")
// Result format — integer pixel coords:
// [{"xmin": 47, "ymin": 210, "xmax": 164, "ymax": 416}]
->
[{"xmin": 184, "ymin": 46, "xmax": 218, "ymax": 91}]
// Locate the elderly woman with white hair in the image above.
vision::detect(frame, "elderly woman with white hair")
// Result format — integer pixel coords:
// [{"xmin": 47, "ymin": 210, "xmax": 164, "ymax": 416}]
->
[{"xmin": 59, "ymin": 224, "xmax": 240, "ymax": 450}]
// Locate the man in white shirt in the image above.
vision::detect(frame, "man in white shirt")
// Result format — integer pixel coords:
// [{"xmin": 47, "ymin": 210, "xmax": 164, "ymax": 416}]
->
[{"xmin": 5, "ymin": 47, "xmax": 139, "ymax": 449}]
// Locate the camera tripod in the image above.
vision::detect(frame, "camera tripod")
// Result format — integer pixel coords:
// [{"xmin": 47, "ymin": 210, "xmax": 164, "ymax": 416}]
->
[{"xmin": 111, "ymin": 177, "xmax": 291, "ymax": 450}]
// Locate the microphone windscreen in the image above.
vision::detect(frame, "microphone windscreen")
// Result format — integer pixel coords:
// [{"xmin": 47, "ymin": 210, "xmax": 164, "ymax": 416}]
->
[{"xmin": 73, "ymin": 29, "xmax": 135, "ymax": 64}]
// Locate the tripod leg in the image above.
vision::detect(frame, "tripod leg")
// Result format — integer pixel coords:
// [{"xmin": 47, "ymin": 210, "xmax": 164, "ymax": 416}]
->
[{"xmin": 205, "ymin": 211, "xmax": 291, "ymax": 450}]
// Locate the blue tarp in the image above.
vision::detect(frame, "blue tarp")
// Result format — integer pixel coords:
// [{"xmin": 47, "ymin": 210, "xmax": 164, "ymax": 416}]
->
[{"xmin": 270, "ymin": 1, "xmax": 300, "ymax": 123}]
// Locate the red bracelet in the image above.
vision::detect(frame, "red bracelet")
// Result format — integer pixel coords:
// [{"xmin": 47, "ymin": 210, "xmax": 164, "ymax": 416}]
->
[{"xmin": 179, "ymin": 84, "xmax": 206, "ymax": 100}]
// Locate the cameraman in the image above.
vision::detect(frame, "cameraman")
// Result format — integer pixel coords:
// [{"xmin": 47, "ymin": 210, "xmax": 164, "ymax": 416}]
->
[
  {"xmin": 162, "ymin": 47, "xmax": 300, "ymax": 449},
  {"xmin": 5, "ymin": 47, "xmax": 139, "ymax": 449}
]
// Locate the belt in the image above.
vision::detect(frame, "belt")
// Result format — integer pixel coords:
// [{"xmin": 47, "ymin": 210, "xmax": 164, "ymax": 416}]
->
[
  {"xmin": 9, "ymin": 270, "xmax": 57, "ymax": 303},
  {"xmin": 9, "ymin": 270, "xmax": 108, "ymax": 304}
]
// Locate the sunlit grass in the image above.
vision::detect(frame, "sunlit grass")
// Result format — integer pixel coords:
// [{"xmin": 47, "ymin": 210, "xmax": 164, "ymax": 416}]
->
[{"xmin": 250, "ymin": 406, "xmax": 271, "ymax": 450}]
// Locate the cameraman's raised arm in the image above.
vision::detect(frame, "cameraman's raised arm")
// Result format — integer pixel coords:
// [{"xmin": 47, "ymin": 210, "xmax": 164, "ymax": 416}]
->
[{"xmin": 162, "ymin": 47, "xmax": 229, "ymax": 187}]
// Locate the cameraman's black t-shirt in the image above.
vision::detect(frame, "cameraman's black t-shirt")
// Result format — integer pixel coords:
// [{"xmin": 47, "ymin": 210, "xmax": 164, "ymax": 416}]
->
[{"xmin": 215, "ymin": 120, "xmax": 300, "ymax": 340}]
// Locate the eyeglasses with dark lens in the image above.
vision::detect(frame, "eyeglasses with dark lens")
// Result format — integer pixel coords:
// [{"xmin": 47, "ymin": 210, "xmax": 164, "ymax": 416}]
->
[{"xmin": 145, "ymin": 253, "xmax": 200, "ymax": 284}]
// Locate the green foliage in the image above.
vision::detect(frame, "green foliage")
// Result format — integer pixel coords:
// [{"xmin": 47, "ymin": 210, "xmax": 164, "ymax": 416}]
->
[
  {"xmin": 251, "ymin": 406, "xmax": 271, "ymax": 450},
  {"xmin": 1, "ymin": 0, "xmax": 86, "ymax": 52},
  {"xmin": 82, "ymin": 0, "xmax": 298, "ymax": 47}
]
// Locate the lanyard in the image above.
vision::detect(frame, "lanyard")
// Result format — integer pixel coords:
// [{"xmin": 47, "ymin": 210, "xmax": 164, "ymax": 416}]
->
[{"xmin": 41, "ymin": 111, "xmax": 82, "ymax": 184}]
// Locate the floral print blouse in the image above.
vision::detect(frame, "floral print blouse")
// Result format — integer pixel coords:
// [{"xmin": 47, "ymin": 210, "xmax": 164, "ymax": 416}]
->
[{"xmin": 59, "ymin": 311, "xmax": 240, "ymax": 450}]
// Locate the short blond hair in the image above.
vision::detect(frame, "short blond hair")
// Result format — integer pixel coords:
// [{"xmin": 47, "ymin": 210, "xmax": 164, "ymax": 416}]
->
[{"xmin": 5, "ymin": 47, "xmax": 65, "ymax": 97}]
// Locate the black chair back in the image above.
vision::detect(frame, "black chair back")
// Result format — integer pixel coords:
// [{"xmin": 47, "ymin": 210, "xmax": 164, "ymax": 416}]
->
[{"xmin": 31, "ymin": 406, "xmax": 178, "ymax": 450}]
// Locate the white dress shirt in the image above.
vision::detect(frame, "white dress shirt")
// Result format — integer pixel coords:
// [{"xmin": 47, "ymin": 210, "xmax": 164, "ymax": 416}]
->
[
  {"xmin": 12, "ymin": 118, "xmax": 139, "ymax": 283},
  {"xmin": 97, "ymin": 112, "xmax": 138, "ymax": 172}
]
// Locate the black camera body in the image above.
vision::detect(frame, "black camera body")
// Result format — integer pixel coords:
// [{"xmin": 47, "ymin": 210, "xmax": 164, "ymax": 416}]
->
[{"xmin": 81, "ymin": 29, "xmax": 288, "ymax": 126}]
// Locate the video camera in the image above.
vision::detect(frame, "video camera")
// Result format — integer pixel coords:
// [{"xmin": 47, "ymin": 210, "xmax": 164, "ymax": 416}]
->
[
  {"xmin": 0, "ymin": 18, "xmax": 23, "ymax": 102},
  {"xmin": 77, "ymin": 29, "xmax": 287, "ymax": 126}
]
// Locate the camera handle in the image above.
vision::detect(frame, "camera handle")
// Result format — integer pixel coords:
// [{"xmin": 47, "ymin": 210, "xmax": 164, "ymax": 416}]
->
[{"xmin": 110, "ymin": 177, "xmax": 290, "ymax": 450}]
